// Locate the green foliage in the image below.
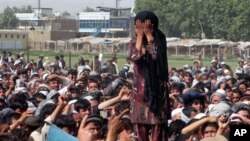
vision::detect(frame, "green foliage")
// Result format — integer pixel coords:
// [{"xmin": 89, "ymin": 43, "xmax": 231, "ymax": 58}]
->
[
  {"xmin": 134, "ymin": 0, "xmax": 250, "ymax": 41},
  {"xmin": 0, "ymin": 5, "xmax": 33, "ymax": 29},
  {"xmin": 62, "ymin": 11, "xmax": 71, "ymax": 16},
  {"xmin": 13, "ymin": 5, "xmax": 33, "ymax": 13},
  {"xmin": 0, "ymin": 7, "xmax": 19, "ymax": 29},
  {"xmin": 82, "ymin": 7, "xmax": 97, "ymax": 12}
]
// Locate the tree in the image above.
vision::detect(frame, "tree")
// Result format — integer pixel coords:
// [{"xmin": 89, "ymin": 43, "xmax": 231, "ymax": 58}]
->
[
  {"xmin": 0, "ymin": 6, "xmax": 19, "ymax": 29},
  {"xmin": 12, "ymin": 5, "xmax": 33, "ymax": 13},
  {"xmin": 134, "ymin": 0, "xmax": 250, "ymax": 41},
  {"xmin": 62, "ymin": 11, "xmax": 71, "ymax": 16},
  {"xmin": 82, "ymin": 6, "xmax": 97, "ymax": 12}
]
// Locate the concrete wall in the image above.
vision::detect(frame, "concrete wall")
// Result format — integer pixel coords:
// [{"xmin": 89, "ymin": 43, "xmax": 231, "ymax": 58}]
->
[
  {"xmin": 0, "ymin": 30, "xmax": 28, "ymax": 49},
  {"xmin": 51, "ymin": 19, "xmax": 78, "ymax": 31},
  {"xmin": 28, "ymin": 30, "xmax": 51, "ymax": 42},
  {"xmin": 50, "ymin": 30, "xmax": 76, "ymax": 41}
]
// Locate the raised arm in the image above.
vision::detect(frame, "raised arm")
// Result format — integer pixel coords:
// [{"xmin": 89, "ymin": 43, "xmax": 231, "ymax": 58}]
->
[
  {"xmin": 181, "ymin": 116, "xmax": 217, "ymax": 135},
  {"xmin": 50, "ymin": 96, "xmax": 67, "ymax": 123},
  {"xmin": 98, "ymin": 86, "xmax": 130, "ymax": 110},
  {"xmin": 135, "ymin": 20, "xmax": 144, "ymax": 53}
]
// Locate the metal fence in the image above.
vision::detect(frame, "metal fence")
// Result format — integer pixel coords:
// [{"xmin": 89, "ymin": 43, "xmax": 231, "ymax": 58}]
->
[
  {"xmin": 28, "ymin": 40, "xmax": 250, "ymax": 60},
  {"xmin": 28, "ymin": 41, "xmax": 130, "ymax": 54}
]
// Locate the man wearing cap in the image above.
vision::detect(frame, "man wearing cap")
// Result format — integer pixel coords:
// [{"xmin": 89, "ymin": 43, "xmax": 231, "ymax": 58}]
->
[
  {"xmin": 46, "ymin": 74, "xmax": 62, "ymax": 91},
  {"xmin": 78, "ymin": 115, "xmax": 103, "ymax": 141},
  {"xmin": 13, "ymin": 60, "xmax": 22, "ymax": 72},
  {"xmin": 27, "ymin": 79, "xmax": 42, "ymax": 96},
  {"xmin": 182, "ymin": 91, "xmax": 205, "ymax": 113}
]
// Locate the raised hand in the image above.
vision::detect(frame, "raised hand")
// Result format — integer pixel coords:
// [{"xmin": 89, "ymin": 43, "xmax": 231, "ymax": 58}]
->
[
  {"xmin": 107, "ymin": 109, "xmax": 130, "ymax": 141},
  {"xmin": 118, "ymin": 86, "xmax": 131, "ymax": 100},
  {"xmin": 78, "ymin": 115, "xmax": 95, "ymax": 141},
  {"xmin": 218, "ymin": 114, "xmax": 229, "ymax": 129},
  {"xmin": 135, "ymin": 20, "xmax": 144, "ymax": 37},
  {"xmin": 20, "ymin": 110, "xmax": 33, "ymax": 122},
  {"xmin": 58, "ymin": 96, "xmax": 68, "ymax": 107},
  {"xmin": 144, "ymin": 20, "xmax": 153, "ymax": 36}
]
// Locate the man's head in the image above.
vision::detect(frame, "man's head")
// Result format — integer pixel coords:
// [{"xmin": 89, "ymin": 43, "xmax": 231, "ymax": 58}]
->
[
  {"xmin": 74, "ymin": 99, "xmax": 91, "ymax": 117},
  {"xmin": 67, "ymin": 69, "xmax": 77, "ymax": 82},
  {"xmin": 84, "ymin": 115, "xmax": 103, "ymax": 139},
  {"xmin": 201, "ymin": 122, "xmax": 218, "ymax": 138},
  {"xmin": 55, "ymin": 115, "xmax": 76, "ymax": 135},
  {"xmin": 46, "ymin": 74, "xmax": 62, "ymax": 90},
  {"xmin": 87, "ymin": 79, "xmax": 99, "ymax": 93}
]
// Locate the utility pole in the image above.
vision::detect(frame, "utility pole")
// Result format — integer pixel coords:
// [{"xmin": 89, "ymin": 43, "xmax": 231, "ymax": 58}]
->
[
  {"xmin": 38, "ymin": 0, "xmax": 41, "ymax": 19},
  {"xmin": 116, "ymin": 0, "xmax": 121, "ymax": 8}
]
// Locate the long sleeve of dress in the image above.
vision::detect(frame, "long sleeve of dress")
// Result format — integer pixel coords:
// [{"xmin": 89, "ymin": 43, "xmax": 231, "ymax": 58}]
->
[{"xmin": 128, "ymin": 38, "xmax": 144, "ymax": 62}]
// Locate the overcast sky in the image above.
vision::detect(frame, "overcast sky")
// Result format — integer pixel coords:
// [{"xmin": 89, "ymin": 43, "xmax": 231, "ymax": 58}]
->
[{"xmin": 0, "ymin": 0, "xmax": 135, "ymax": 15}]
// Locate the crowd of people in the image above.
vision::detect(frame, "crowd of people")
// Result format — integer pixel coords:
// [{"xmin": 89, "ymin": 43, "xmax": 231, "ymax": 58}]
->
[
  {"xmin": 0, "ymin": 48, "xmax": 249, "ymax": 141},
  {"xmin": 0, "ymin": 48, "xmax": 250, "ymax": 141},
  {"xmin": 0, "ymin": 50, "xmax": 136, "ymax": 141},
  {"xmin": 167, "ymin": 57, "xmax": 250, "ymax": 141}
]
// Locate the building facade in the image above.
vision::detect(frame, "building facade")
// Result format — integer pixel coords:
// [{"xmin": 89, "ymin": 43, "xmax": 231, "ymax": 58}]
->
[
  {"xmin": 78, "ymin": 8, "xmax": 133, "ymax": 37},
  {"xmin": 0, "ymin": 30, "xmax": 28, "ymax": 49}
]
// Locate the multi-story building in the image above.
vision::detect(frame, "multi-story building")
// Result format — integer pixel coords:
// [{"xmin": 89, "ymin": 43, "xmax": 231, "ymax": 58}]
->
[
  {"xmin": 78, "ymin": 7, "xmax": 133, "ymax": 37},
  {"xmin": 15, "ymin": 8, "xmax": 78, "ymax": 43}
]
